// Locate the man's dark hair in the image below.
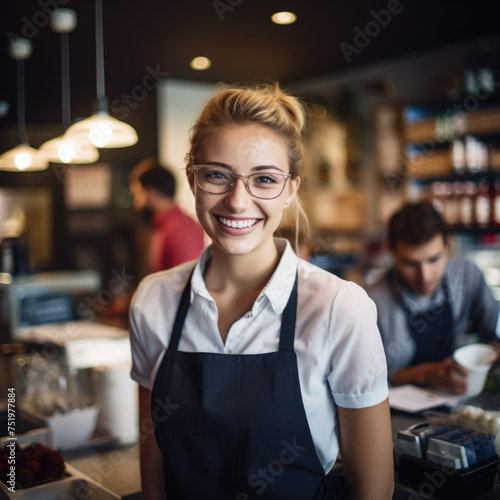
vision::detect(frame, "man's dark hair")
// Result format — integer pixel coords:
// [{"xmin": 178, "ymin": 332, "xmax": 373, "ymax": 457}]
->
[
  {"xmin": 388, "ymin": 201, "xmax": 448, "ymax": 250},
  {"xmin": 133, "ymin": 159, "xmax": 176, "ymax": 198}
]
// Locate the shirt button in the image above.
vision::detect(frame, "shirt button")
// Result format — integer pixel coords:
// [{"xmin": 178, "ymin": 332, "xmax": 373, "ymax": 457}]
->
[
  {"xmin": 256, "ymin": 296, "xmax": 263, "ymax": 302},
  {"xmin": 244, "ymin": 312, "xmax": 253, "ymax": 319}
]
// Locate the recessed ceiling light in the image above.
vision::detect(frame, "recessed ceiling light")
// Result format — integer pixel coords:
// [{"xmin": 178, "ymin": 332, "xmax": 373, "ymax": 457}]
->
[
  {"xmin": 190, "ymin": 56, "xmax": 211, "ymax": 71},
  {"xmin": 271, "ymin": 11, "xmax": 297, "ymax": 25}
]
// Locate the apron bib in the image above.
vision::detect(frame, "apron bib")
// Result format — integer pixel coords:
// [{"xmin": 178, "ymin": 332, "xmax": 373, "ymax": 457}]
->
[
  {"xmin": 151, "ymin": 270, "xmax": 344, "ymax": 499},
  {"xmin": 388, "ymin": 268, "xmax": 454, "ymax": 365}
]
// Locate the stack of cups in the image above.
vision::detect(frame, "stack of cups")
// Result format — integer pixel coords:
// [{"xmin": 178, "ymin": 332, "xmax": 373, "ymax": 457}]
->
[{"xmin": 94, "ymin": 363, "xmax": 139, "ymax": 445}]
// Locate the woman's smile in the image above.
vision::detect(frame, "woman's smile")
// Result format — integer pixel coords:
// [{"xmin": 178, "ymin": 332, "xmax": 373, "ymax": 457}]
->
[
  {"xmin": 216, "ymin": 215, "xmax": 260, "ymax": 229},
  {"xmin": 194, "ymin": 123, "xmax": 299, "ymax": 258}
]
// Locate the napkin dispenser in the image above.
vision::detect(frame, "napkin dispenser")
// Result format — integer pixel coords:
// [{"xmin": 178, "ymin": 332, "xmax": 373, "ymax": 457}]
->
[
  {"xmin": 394, "ymin": 422, "xmax": 430, "ymax": 464},
  {"xmin": 397, "ymin": 423, "xmax": 499, "ymax": 500}
]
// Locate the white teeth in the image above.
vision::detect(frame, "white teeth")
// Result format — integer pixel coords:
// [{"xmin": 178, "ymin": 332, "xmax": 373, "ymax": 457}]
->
[{"xmin": 218, "ymin": 217, "xmax": 258, "ymax": 229}]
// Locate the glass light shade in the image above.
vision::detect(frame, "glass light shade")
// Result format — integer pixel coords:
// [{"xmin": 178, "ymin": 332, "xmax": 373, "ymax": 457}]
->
[
  {"xmin": 65, "ymin": 111, "xmax": 138, "ymax": 148},
  {"xmin": 39, "ymin": 134, "xmax": 99, "ymax": 164},
  {"xmin": 0, "ymin": 144, "xmax": 49, "ymax": 171}
]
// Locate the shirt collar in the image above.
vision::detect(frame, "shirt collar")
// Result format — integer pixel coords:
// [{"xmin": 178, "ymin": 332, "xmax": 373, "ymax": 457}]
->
[
  {"xmin": 262, "ymin": 238, "xmax": 298, "ymax": 314},
  {"xmin": 189, "ymin": 238, "xmax": 299, "ymax": 315},
  {"xmin": 190, "ymin": 246, "xmax": 213, "ymax": 303}
]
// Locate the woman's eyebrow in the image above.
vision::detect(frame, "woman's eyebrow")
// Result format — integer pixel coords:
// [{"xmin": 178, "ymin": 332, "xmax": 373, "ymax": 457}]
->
[
  {"xmin": 203, "ymin": 161, "xmax": 284, "ymax": 173},
  {"xmin": 252, "ymin": 165, "xmax": 284, "ymax": 173}
]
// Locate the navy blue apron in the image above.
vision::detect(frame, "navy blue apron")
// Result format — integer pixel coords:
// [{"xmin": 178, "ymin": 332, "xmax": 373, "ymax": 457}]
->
[
  {"xmin": 151, "ymin": 269, "xmax": 345, "ymax": 499},
  {"xmin": 388, "ymin": 268, "xmax": 454, "ymax": 365}
]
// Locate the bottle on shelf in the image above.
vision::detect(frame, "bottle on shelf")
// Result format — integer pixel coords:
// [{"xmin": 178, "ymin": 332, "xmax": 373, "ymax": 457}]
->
[
  {"xmin": 451, "ymin": 112, "xmax": 467, "ymax": 175},
  {"xmin": 491, "ymin": 180, "xmax": 500, "ymax": 227},
  {"xmin": 452, "ymin": 137, "xmax": 466, "ymax": 174},
  {"xmin": 465, "ymin": 136, "xmax": 489, "ymax": 173},
  {"xmin": 442, "ymin": 182, "xmax": 459, "ymax": 228},
  {"xmin": 475, "ymin": 179, "xmax": 492, "ymax": 228},
  {"xmin": 459, "ymin": 181, "xmax": 476, "ymax": 228},
  {"xmin": 429, "ymin": 181, "xmax": 444, "ymax": 215}
]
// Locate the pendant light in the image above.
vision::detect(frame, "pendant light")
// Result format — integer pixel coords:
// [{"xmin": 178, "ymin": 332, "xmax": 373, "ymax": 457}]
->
[
  {"xmin": 65, "ymin": 0, "xmax": 138, "ymax": 148},
  {"xmin": 0, "ymin": 38, "xmax": 48, "ymax": 172},
  {"xmin": 39, "ymin": 9, "xmax": 99, "ymax": 164}
]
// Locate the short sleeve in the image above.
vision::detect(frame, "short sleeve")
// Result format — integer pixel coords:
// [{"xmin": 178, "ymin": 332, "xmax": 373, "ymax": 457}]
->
[
  {"xmin": 326, "ymin": 282, "xmax": 389, "ymax": 409},
  {"xmin": 128, "ymin": 280, "xmax": 169, "ymax": 389}
]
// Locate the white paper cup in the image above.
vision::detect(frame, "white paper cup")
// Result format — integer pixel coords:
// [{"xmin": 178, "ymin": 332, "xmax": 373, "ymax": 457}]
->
[{"xmin": 453, "ymin": 344, "xmax": 497, "ymax": 397}]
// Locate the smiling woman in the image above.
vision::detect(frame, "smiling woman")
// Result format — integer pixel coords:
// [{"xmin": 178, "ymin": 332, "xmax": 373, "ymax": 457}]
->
[{"xmin": 129, "ymin": 81, "xmax": 394, "ymax": 500}]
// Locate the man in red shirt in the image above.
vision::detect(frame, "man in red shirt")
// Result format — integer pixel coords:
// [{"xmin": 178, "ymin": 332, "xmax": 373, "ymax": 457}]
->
[{"xmin": 130, "ymin": 158, "xmax": 205, "ymax": 273}]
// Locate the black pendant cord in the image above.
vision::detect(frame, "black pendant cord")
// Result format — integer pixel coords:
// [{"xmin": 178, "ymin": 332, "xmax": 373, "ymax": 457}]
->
[
  {"xmin": 17, "ymin": 59, "xmax": 26, "ymax": 144},
  {"xmin": 61, "ymin": 32, "xmax": 71, "ymax": 131},
  {"xmin": 95, "ymin": 0, "xmax": 107, "ymax": 112}
]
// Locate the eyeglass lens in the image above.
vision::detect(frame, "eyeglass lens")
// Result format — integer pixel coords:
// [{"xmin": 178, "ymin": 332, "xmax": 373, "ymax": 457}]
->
[{"xmin": 196, "ymin": 165, "xmax": 287, "ymax": 199}]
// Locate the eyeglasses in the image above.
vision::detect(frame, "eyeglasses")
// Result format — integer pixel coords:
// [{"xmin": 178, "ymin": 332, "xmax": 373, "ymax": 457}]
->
[{"xmin": 193, "ymin": 164, "xmax": 292, "ymax": 200}]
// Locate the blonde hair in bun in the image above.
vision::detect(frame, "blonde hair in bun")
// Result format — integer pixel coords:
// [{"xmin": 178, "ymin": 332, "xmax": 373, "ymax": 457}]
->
[{"xmin": 186, "ymin": 81, "xmax": 309, "ymax": 249}]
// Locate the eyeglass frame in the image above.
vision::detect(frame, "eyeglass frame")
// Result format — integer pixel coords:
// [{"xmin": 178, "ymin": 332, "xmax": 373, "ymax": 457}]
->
[{"xmin": 192, "ymin": 164, "xmax": 293, "ymax": 200}]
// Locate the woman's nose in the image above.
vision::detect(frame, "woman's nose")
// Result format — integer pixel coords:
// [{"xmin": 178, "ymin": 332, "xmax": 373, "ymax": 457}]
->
[{"xmin": 224, "ymin": 178, "xmax": 253, "ymax": 211}]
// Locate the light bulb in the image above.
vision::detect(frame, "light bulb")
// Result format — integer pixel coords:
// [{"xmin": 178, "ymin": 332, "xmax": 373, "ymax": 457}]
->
[
  {"xmin": 89, "ymin": 119, "xmax": 113, "ymax": 147},
  {"xmin": 190, "ymin": 57, "xmax": 211, "ymax": 71},
  {"xmin": 58, "ymin": 141, "xmax": 76, "ymax": 163},
  {"xmin": 15, "ymin": 153, "xmax": 31, "ymax": 170},
  {"xmin": 271, "ymin": 12, "xmax": 297, "ymax": 25},
  {"xmin": 65, "ymin": 112, "xmax": 138, "ymax": 148}
]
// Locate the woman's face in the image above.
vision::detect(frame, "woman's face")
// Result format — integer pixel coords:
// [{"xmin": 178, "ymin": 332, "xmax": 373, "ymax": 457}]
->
[{"xmin": 194, "ymin": 124, "xmax": 300, "ymax": 258}]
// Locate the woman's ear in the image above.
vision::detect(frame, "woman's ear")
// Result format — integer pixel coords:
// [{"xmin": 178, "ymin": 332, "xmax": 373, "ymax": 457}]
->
[{"xmin": 284, "ymin": 176, "xmax": 300, "ymax": 207}]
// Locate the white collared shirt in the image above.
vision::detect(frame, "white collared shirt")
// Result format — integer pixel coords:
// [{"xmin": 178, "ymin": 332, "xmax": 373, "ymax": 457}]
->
[{"xmin": 130, "ymin": 239, "xmax": 388, "ymax": 472}]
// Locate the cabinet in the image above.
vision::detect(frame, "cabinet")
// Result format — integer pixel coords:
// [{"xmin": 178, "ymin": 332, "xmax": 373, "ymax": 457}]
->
[{"xmin": 401, "ymin": 96, "xmax": 500, "ymax": 232}]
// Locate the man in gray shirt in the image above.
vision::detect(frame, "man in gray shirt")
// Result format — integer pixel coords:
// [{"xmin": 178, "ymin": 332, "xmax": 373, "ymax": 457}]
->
[{"xmin": 368, "ymin": 201, "xmax": 500, "ymax": 394}]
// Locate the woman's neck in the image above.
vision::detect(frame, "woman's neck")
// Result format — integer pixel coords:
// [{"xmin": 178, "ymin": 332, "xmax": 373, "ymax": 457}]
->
[
  {"xmin": 204, "ymin": 239, "xmax": 280, "ymax": 295},
  {"xmin": 203, "ymin": 239, "xmax": 282, "ymax": 343}
]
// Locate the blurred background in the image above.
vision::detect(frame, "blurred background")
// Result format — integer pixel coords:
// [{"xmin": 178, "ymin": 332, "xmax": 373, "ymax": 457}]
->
[{"xmin": 0, "ymin": 0, "xmax": 499, "ymax": 335}]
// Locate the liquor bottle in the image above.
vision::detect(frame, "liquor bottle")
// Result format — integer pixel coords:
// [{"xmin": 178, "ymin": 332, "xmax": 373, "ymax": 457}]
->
[
  {"xmin": 452, "ymin": 138, "xmax": 466, "ymax": 174},
  {"xmin": 460, "ymin": 182, "xmax": 475, "ymax": 228},
  {"xmin": 442, "ymin": 182, "xmax": 458, "ymax": 228},
  {"xmin": 491, "ymin": 180, "xmax": 500, "ymax": 227},
  {"xmin": 429, "ymin": 182, "xmax": 444, "ymax": 215},
  {"xmin": 475, "ymin": 179, "xmax": 491, "ymax": 228}
]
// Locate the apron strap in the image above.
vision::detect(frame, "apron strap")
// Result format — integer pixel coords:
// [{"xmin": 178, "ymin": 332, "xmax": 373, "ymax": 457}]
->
[
  {"xmin": 168, "ymin": 267, "xmax": 195, "ymax": 351},
  {"xmin": 387, "ymin": 267, "xmax": 455, "ymax": 364},
  {"xmin": 279, "ymin": 270, "xmax": 299, "ymax": 352}
]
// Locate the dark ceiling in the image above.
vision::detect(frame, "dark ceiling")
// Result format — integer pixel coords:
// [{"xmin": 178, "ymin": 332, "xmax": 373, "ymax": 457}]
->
[{"xmin": 0, "ymin": 0, "xmax": 499, "ymax": 131}]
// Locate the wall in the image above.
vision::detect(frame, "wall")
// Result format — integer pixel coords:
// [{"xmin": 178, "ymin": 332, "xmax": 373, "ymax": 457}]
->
[{"xmin": 157, "ymin": 78, "xmax": 215, "ymax": 216}]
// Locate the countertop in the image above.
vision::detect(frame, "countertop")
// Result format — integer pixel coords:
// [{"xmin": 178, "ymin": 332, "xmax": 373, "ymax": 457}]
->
[{"xmin": 63, "ymin": 441, "xmax": 141, "ymax": 500}]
